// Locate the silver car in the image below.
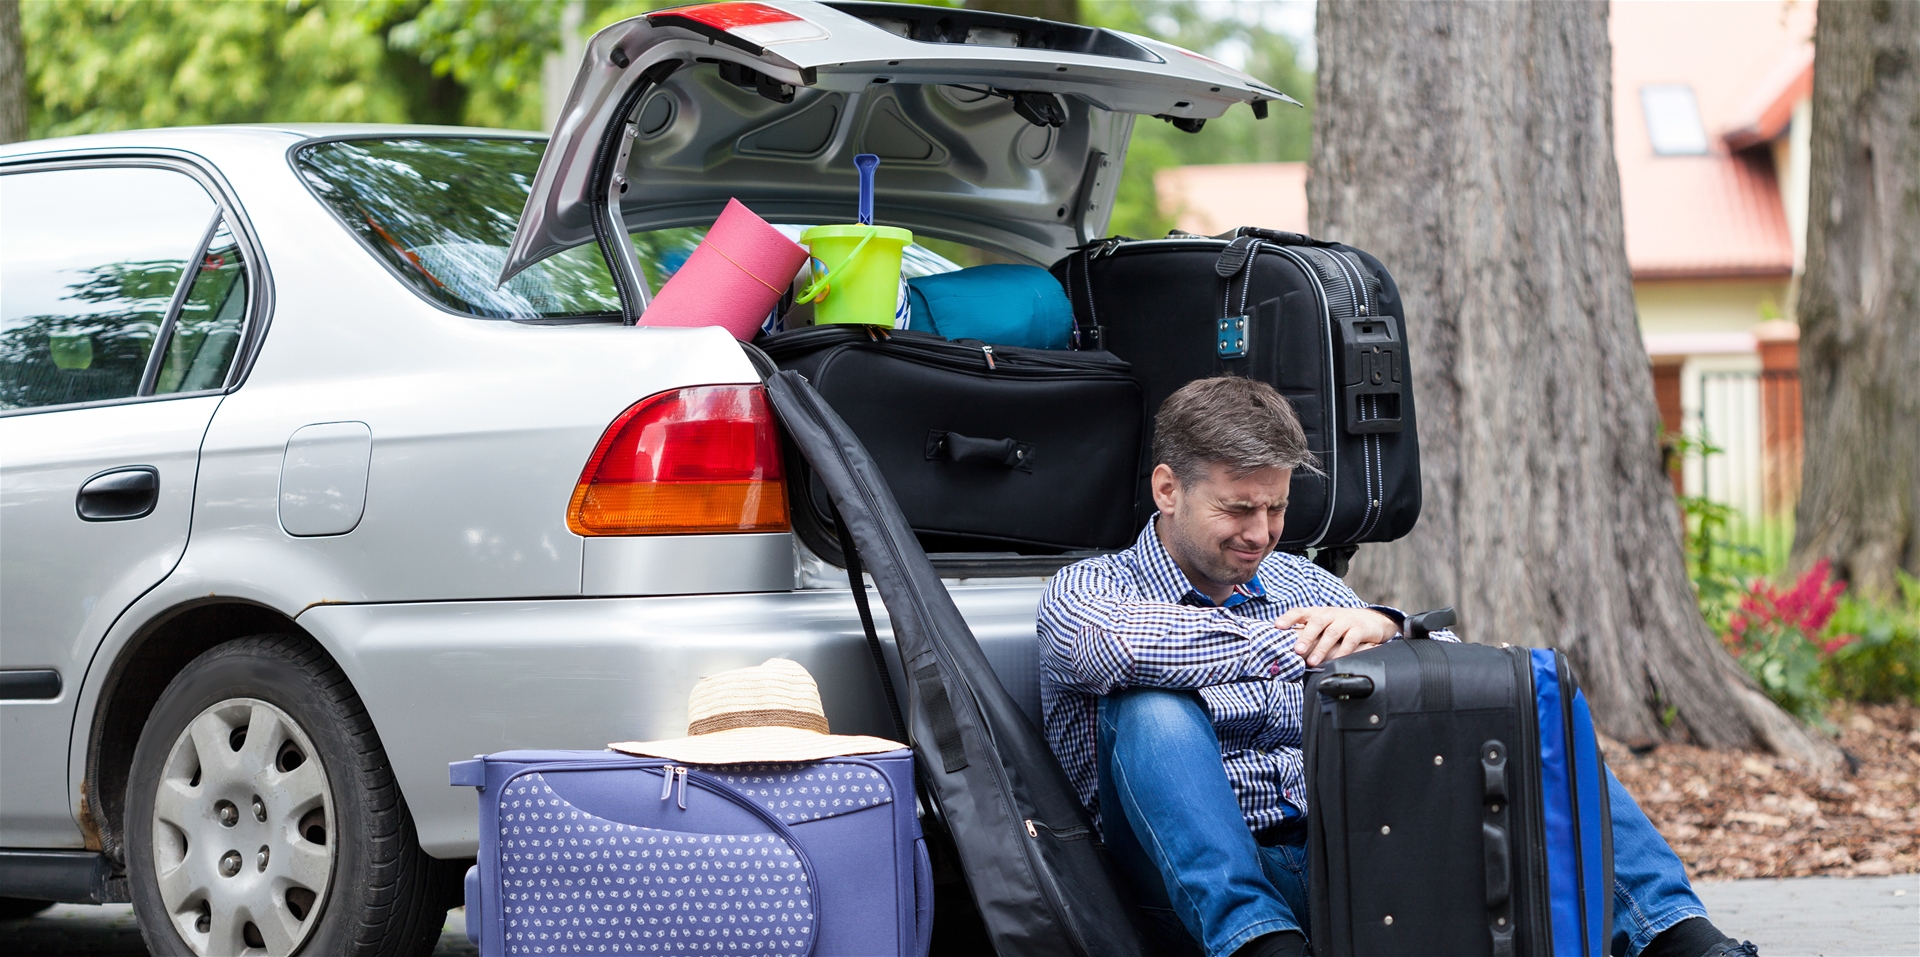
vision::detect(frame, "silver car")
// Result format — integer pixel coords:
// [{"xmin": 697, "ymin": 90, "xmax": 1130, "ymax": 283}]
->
[{"xmin": 0, "ymin": 3, "xmax": 1280, "ymax": 953}]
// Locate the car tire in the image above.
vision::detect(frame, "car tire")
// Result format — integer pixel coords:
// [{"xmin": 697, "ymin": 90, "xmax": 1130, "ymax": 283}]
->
[{"xmin": 125, "ymin": 635, "xmax": 449, "ymax": 957}]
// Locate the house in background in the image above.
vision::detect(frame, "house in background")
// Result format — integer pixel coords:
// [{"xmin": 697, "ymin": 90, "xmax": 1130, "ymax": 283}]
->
[
  {"xmin": 1155, "ymin": 0, "xmax": 1813, "ymax": 536},
  {"xmin": 1614, "ymin": 0, "xmax": 1812, "ymax": 532}
]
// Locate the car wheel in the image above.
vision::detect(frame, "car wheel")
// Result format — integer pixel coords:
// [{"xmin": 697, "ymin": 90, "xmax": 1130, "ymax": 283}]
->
[
  {"xmin": 125, "ymin": 635, "xmax": 448, "ymax": 957},
  {"xmin": 0, "ymin": 897, "xmax": 55, "ymax": 920}
]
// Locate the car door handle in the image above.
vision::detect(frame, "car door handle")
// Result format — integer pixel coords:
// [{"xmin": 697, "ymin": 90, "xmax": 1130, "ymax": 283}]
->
[{"xmin": 77, "ymin": 466, "xmax": 159, "ymax": 521}]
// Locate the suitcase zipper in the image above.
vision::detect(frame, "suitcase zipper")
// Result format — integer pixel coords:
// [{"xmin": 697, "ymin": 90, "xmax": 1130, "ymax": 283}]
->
[
  {"xmin": 1326, "ymin": 250, "xmax": 1387, "ymax": 541},
  {"xmin": 1268, "ymin": 247, "xmax": 1343, "ymax": 547},
  {"xmin": 1558, "ymin": 654, "xmax": 1594, "ymax": 956},
  {"xmin": 1510, "ymin": 649, "xmax": 1553, "ymax": 950},
  {"xmin": 658, "ymin": 765, "xmax": 689, "ymax": 809},
  {"xmin": 764, "ymin": 326, "xmax": 1129, "ymax": 376}
]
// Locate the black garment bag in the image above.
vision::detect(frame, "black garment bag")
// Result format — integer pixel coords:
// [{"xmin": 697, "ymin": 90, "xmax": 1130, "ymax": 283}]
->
[{"xmin": 765, "ymin": 370, "xmax": 1152, "ymax": 957}]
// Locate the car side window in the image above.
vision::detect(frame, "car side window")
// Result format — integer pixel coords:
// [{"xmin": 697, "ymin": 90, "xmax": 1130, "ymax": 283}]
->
[
  {"xmin": 0, "ymin": 166, "xmax": 220, "ymax": 411},
  {"xmin": 154, "ymin": 219, "xmax": 248, "ymax": 395}
]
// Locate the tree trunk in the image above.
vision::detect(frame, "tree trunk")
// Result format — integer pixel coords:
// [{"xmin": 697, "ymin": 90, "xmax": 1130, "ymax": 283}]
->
[
  {"xmin": 1790, "ymin": 0, "xmax": 1920, "ymax": 600},
  {"xmin": 0, "ymin": 0, "xmax": 27, "ymax": 144},
  {"xmin": 1310, "ymin": 1, "xmax": 1840, "ymax": 768},
  {"xmin": 965, "ymin": 0, "xmax": 1080, "ymax": 26}
]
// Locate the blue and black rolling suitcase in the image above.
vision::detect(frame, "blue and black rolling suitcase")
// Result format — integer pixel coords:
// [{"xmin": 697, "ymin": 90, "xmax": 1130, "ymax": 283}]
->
[
  {"xmin": 450, "ymin": 748, "xmax": 932, "ymax": 956},
  {"xmin": 1305, "ymin": 615, "xmax": 1613, "ymax": 957}
]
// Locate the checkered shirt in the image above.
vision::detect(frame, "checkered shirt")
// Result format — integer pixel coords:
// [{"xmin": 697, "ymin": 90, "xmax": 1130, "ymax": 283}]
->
[{"xmin": 1038, "ymin": 518, "xmax": 1452, "ymax": 834}]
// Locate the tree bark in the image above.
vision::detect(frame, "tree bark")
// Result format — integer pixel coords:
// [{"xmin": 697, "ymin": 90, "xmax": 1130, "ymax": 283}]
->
[
  {"xmin": 1791, "ymin": 0, "xmax": 1920, "ymax": 600},
  {"xmin": 1310, "ymin": 1, "xmax": 1840, "ymax": 768},
  {"xmin": 0, "ymin": 0, "xmax": 27, "ymax": 144},
  {"xmin": 965, "ymin": 0, "xmax": 1080, "ymax": 26}
]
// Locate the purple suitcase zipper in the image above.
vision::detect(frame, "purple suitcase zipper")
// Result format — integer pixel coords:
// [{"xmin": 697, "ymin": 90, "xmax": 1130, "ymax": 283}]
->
[{"xmin": 452, "ymin": 748, "xmax": 933, "ymax": 956}]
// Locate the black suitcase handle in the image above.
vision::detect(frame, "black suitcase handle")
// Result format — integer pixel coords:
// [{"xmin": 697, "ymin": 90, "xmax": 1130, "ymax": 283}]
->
[
  {"xmin": 1405, "ymin": 607, "xmax": 1456, "ymax": 641},
  {"xmin": 925, "ymin": 430, "xmax": 1035, "ymax": 472}
]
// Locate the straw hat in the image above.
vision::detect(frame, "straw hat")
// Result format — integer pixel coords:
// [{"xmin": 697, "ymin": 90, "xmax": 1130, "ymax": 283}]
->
[{"xmin": 609, "ymin": 658, "xmax": 904, "ymax": 764}]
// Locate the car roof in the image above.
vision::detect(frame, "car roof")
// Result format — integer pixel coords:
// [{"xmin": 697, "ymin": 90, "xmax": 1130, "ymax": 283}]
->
[{"xmin": 0, "ymin": 124, "xmax": 546, "ymax": 162}]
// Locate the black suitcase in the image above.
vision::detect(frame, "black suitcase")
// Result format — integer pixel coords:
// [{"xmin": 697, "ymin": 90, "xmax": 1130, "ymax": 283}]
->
[
  {"xmin": 766, "ymin": 369, "xmax": 1153, "ymax": 957},
  {"xmin": 1304, "ymin": 613, "xmax": 1614, "ymax": 957},
  {"xmin": 1050, "ymin": 229, "xmax": 1420, "ymax": 551},
  {"xmin": 760, "ymin": 325, "xmax": 1146, "ymax": 558}
]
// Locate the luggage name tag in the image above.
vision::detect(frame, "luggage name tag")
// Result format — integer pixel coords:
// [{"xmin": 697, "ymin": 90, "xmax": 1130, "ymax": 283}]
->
[{"xmin": 1218, "ymin": 315, "xmax": 1250, "ymax": 359}]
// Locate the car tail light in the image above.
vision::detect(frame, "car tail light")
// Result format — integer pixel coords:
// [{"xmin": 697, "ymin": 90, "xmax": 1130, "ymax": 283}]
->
[
  {"xmin": 568, "ymin": 385, "xmax": 790, "ymax": 536},
  {"xmin": 646, "ymin": 3, "xmax": 830, "ymax": 52}
]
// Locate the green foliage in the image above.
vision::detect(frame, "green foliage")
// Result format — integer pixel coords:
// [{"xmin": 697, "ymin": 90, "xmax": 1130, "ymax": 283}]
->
[
  {"xmin": 1672, "ymin": 431, "xmax": 1778, "ymax": 633},
  {"xmin": 1716, "ymin": 557, "xmax": 1920, "ymax": 723},
  {"xmin": 1079, "ymin": 1, "xmax": 1315, "ymax": 239},
  {"xmin": 1675, "ymin": 427, "xmax": 1920, "ymax": 715},
  {"xmin": 1737, "ymin": 624, "xmax": 1831, "ymax": 724},
  {"xmin": 371, "ymin": 0, "xmax": 554, "ymax": 130},
  {"xmin": 1822, "ymin": 574, "xmax": 1920, "ymax": 705},
  {"xmin": 1723, "ymin": 560, "xmax": 1850, "ymax": 725},
  {"xmin": 25, "ymin": 0, "xmax": 413, "ymax": 136}
]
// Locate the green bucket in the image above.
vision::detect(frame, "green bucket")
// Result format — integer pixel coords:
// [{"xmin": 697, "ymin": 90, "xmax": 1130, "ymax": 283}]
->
[{"xmin": 796, "ymin": 224, "xmax": 913, "ymax": 327}]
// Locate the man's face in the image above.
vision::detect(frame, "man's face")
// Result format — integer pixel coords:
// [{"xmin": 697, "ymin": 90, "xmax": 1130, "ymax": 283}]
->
[{"xmin": 1152, "ymin": 461, "xmax": 1292, "ymax": 593}]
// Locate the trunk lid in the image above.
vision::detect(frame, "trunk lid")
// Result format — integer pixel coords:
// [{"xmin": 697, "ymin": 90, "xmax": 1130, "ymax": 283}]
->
[{"xmin": 500, "ymin": 0, "xmax": 1296, "ymax": 303}]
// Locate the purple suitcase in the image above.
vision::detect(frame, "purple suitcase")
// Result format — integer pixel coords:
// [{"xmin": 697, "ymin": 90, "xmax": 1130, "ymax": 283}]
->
[{"xmin": 450, "ymin": 748, "xmax": 932, "ymax": 956}]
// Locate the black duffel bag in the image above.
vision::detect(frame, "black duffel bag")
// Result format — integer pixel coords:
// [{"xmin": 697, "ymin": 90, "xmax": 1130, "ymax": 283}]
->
[
  {"xmin": 765, "ymin": 369, "xmax": 1153, "ymax": 957},
  {"xmin": 760, "ymin": 325, "xmax": 1146, "ymax": 559},
  {"xmin": 1051, "ymin": 228, "xmax": 1421, "ymax": 554}
]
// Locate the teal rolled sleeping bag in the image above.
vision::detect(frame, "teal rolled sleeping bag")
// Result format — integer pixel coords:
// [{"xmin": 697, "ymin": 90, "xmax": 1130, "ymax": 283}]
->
[{"xmin": 906, "ymin": 264, "xmax": 1074, "ymax": 349}]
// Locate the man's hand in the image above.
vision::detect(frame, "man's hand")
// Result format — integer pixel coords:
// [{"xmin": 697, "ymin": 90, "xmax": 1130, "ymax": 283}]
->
[{"xmin": 1278, "ymin": 607, "xmax": 1400, "ymax": 667}]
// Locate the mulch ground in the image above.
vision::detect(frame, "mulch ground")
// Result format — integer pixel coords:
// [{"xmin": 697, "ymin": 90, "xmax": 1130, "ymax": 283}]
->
[{"xmin": 1603, "ymin": 700, "xmax": 1920, "ymax": 881}]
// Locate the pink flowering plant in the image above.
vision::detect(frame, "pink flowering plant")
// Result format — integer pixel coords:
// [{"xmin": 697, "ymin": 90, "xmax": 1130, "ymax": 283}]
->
[{"xmin": 1722, "ymin": 560, "xmax": 1853, "ymax": 724}]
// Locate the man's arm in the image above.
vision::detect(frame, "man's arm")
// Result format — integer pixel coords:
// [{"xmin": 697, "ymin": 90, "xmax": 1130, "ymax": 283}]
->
[
  {"xmin": 1038, "ymin": 560, "xmax": 1302, "ymax": 696},
  {"xmin": 1270, "ymin": 557, "xmax": 1459, "ymax": 665}
]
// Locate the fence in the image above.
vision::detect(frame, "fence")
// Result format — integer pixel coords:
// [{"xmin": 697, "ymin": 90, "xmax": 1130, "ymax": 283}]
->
[{"xmin": 1692, "ymin": 367, "xmax": 1802, "ymax": 565}]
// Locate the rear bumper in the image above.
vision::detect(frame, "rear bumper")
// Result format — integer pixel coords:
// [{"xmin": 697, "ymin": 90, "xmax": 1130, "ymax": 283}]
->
[{"xmin": 297, "ymin": 584, "xmax": 1045, "ymax": 857}]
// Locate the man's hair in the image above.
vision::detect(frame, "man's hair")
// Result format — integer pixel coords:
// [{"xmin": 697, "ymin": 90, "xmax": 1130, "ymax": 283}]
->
[{"xmin": 1152, "ymin": 376, "xmax": 1320, "ymax": 487}]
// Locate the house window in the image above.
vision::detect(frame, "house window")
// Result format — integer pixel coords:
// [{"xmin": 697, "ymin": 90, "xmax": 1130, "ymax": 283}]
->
[{"xmin": 1641, "ymin": 85, "xmax": 1710, "ymax": 156}]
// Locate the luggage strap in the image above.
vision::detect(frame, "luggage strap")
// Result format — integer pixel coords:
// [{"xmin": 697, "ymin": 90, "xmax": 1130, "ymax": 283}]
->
[
  {"xmin": 832, "ymin": 506, "xmax": 909, "ymax": 743},
  {"xmin": 832, "ymin": 509, "xmax": 971, "ymax": 774}
]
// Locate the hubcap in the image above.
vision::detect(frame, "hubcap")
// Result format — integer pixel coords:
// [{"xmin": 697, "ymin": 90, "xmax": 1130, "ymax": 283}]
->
[{"xmin": 150, "ymin": 698, "xmax": 334, "ymax": 956}]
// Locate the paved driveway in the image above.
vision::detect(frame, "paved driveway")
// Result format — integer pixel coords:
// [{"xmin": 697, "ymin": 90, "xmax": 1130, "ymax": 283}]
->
[
  {"xmin": 3, "ymin": 874, "xmax": 1914, "ymax": 956},
  {"xmin": 1695, "ymin": 874, "xmax": 1918, "ymax": 957}
]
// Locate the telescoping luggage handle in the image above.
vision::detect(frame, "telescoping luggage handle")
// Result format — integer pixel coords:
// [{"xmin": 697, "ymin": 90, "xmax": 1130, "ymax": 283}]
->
[
  {"xmin": 1405, "ymin": 607, "xmax": 1455, "ymax": 641},
  {"xmin": 1312, "ymin": 607, "xmax": 1455, "ymax": 701}
]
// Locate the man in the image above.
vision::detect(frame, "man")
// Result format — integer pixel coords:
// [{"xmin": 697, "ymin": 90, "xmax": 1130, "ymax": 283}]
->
[{"xmin": 1038, "ymin": 377, "xmax": 1753, "ymax": 957}]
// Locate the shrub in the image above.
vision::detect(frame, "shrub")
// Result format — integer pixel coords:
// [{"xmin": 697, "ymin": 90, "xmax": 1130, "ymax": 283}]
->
[
  {"xmin": 1822, "ymin": 573, "xmax": 1920, "ymax": 705},
  {"xmin": 1722, "ymin": 560, "xmax": 1849, "ymax": 724}
]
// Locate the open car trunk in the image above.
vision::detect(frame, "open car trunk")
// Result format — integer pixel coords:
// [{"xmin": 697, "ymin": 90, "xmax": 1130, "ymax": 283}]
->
[
  {"xmin": 502, "ymin": 0, "xmax": 1300, "ymax": 574},
  {"xmin": 502, "ymin": 0, "xmax": 1290, "ymax": 300}
]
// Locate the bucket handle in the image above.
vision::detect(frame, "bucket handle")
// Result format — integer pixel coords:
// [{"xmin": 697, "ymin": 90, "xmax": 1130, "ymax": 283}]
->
[{"xmin": 793, "ymin": 227, "xmax": 878, "ymax": 305}]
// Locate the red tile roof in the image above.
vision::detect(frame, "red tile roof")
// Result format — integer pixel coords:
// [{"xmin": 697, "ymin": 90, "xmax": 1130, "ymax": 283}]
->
[
  {"xmin": 1155, "ymin": 2, "xmax": 1813, "ymax": 281},
  {"xmin": 1723, "ymin": 46, "xmax": 1814, "ymax": 151},
  {"xmin": 1609, "ymin": 0, "xmax": 1811, "ymax": 279}
]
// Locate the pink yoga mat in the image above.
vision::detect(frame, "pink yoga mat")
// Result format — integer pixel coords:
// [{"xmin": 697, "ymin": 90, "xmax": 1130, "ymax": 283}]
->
[{"xmin": 638, "ymin": 199, "xmax": 808, "ymax": 341}]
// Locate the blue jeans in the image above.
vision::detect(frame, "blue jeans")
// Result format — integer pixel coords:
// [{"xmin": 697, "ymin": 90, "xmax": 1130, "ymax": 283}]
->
[{"xmin": 1095, "ymin": 689, "xmax": 1709, "ymax": 957}]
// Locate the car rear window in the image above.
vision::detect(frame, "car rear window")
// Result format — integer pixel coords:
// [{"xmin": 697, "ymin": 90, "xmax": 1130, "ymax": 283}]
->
[
  {"xmin": 297, "ymin": 137, "xmax": 624, "ymax": 320},
  {"xmin": 296, "ymin": 136, "xmax": 965, "ymax": 323}
]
